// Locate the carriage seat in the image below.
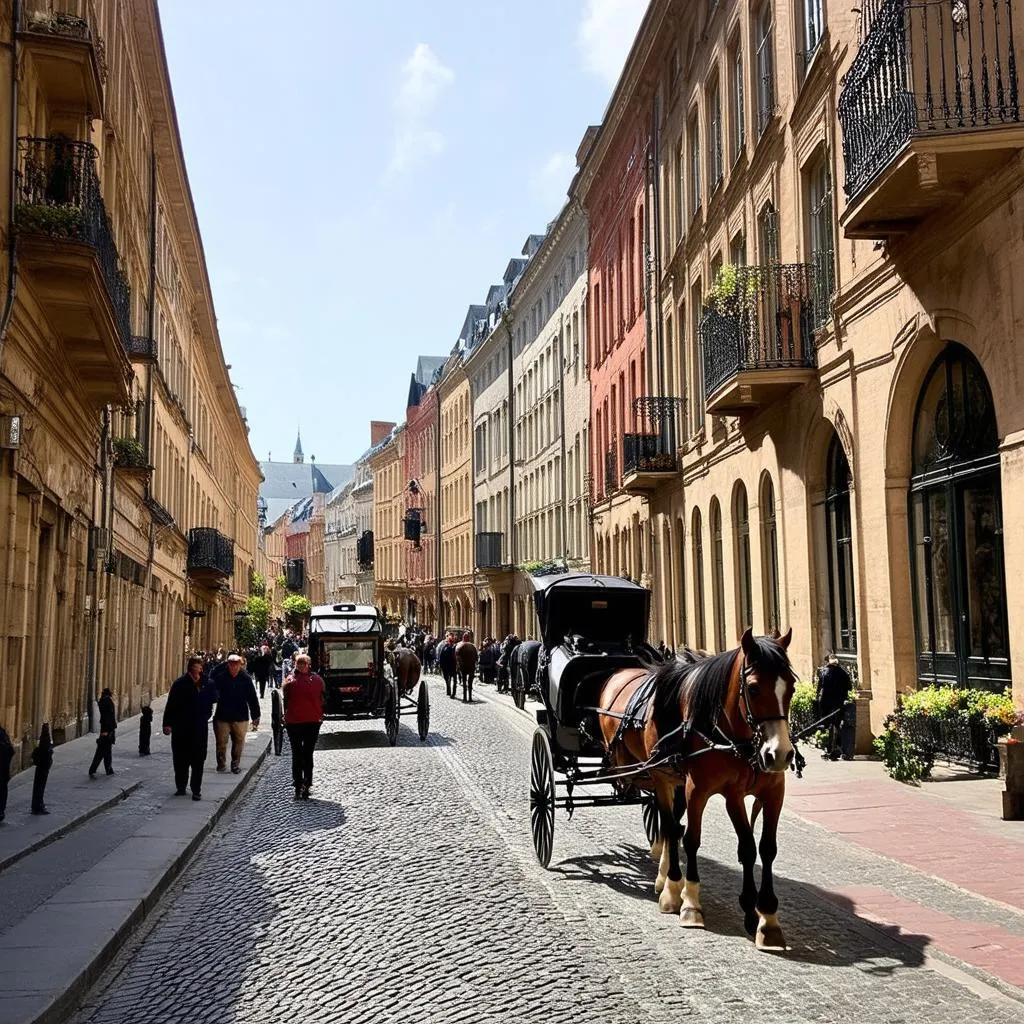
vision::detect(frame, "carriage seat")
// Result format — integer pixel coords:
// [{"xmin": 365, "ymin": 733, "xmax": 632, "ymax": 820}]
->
[{"xmin": 546, "ymin": 642, "xmax": 647, "ymax": 728}]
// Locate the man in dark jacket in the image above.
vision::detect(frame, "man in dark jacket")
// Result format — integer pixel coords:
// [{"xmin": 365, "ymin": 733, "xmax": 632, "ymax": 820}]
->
[
  {"xmin": 252, "ymin": 644, "xmax": 274, "ymax": 697},
  {"xmin": 213, "ymin": 654, "xmax": 261, "ymax": 774},
  {"xmin": 88, "ymin": 687, "xmax": 117, "ymax": 777},
  {"xmin": 163, "ymin": 657, "xmax": 218, "ymax": 800},
  {"xmin": 815, "ymin": 654, "xmax": 853, "ymax": 760}
]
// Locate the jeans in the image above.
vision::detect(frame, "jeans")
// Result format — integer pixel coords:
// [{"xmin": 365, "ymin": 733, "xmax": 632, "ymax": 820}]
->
[
  {"xmin": 171, "ymin": 731, "xmax": 207, "ymax": 795},
  {"xmin": 214, "ymin": 720, "xmax": 249, "ymax": 770},
  {"xmin": 286, "ymin": 722, "xmax": 321, "ymax": 790},
  {"xmin": 89, "ymin": 734, "xmax": 114, "ymax": 774}
]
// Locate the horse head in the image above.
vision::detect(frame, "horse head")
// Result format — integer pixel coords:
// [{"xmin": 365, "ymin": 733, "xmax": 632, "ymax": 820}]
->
[{"xmin": 739, "ymin": 627, "xmax": 795, "ymax": 773}]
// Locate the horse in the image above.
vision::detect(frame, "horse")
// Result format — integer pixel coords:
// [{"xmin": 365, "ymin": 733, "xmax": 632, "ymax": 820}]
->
[
  {"xmin": 436, "ymin": 639, "xmax": 457, "ymax": 698},
  {"xmin": 596, "ymin": 628, "xmax": 796, "ymax": 949},
  {"xmin": 455, "ymin": 639, "xmax": 478, "ymax": 703},
  {"xmin": 388, "ymin": 647, "xmax": 421, "ymax": 695},
  {"xmin": 509, "ymin": 639, "xmax": 541, "ymax": 710},
  {"xmin": 496, "ymin": 634, "xmax": 520, "ymax": 694}
]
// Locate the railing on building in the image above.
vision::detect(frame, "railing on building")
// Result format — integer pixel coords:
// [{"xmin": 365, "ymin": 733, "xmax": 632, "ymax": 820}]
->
[
  {"xmin": 699, "ymin": 263, "xmax": 816, "ymax": 401},
  {"xmin": 475, "ymin": 532, "xmax": 504, "ymax": 569},
  {"xmin": 126, "ymin": 334, "xmax": 157, "ymax": 360},
  {"xmin": 604, "ymin": 444, "xmax": 618, "ymax": 496},
  {"xmin": 15, "ymin": 137, "xmax": 131, "ymax": 350},
  {"xmin": 187, "ymin": 527, "xmax": 234, "ymax": 578},
  {"xmin": 838, "ymin": 0, "xmax": 1021, "ymax": 200},
  {"xmin": 285, "ymin": 558, "xmax": 305, "ymax": 593},
  {"xmin": 20, "ymin": 0, "xmax": 95, "ymax": 39},
  {"xmin": 357, "ymin": 530, "xmax": 374, "ymax": 571},
  {"xmin": 623, "ymin": 397, "xmax": 681, "ymax": 476}
]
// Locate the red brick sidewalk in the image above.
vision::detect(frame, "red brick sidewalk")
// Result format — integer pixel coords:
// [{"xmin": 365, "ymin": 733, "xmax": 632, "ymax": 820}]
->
[{"xmin": 786, "ymin": 760, "xmax": 1024, "ymax": 992}]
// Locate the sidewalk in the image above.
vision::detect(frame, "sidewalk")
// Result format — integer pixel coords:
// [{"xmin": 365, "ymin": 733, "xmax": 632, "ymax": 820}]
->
[{"xmin": 0, "ymin": 696, "xmax": 272, "ymax": 1024}]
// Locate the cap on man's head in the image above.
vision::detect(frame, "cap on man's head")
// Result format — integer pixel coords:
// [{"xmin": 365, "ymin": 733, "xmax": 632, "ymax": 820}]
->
[{"xmin": 227, "ymin": 653, "xmax": 243, "ymax": 663}]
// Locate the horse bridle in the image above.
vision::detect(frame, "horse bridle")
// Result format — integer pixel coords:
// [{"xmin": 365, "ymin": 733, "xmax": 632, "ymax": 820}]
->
[{"xmin": 738, "ymin": 659, "xmax": 791, "ymax": 763}]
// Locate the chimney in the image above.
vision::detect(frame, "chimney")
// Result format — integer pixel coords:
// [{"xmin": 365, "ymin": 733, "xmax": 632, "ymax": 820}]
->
[{"xmin": 370, "ymin": 420, "xmax": 396, "ymax": 446}]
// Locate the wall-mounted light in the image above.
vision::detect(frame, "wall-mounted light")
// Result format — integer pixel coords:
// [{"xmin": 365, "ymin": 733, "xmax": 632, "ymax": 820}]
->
[{"xmin": 0, "ymin": 414, "xmax": 22, "ymax": 449}]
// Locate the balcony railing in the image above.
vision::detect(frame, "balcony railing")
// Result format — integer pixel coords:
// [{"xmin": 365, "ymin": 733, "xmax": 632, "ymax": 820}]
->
[
  {"xmin": 357, "ymin": 530, "xmax": 374, "ymax": 571},
  {"xmin": 21, "ymin": 0, "xmax": 93, "ymax": 38},
  {"xmin": 187, "ymin": 527, "xmax": 234, "ymax": 579},
  {"xmin": 839, "ymin": 0, "xmax": 1021, "ymax": 201},
  {"xmin": 475, "ymin": 531, "xmax": 504, "ymax": 569},
  {"xmin": 700, "ymin": 263, "xmax": 816, "ymax": 409},
  {"xmin": 604, "ymin": 445, "xmax": 619, "ymax": 496},
  {"xmin": 126, "ymin": 334, "xmax": 157, "ymax": 360},
  {"xmin": 623, "ymin": 397, "xmax": 681, "ymax": 476},
  {"xmin": 285, "ymin": 558, "xmax": 305, "ymax": 593},
  {"xmin": 16, "ymin": 137, "xmax": 131, "ymax": 350}
]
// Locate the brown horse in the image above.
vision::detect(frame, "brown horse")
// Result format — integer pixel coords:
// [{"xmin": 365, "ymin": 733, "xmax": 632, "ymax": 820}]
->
[
  {"xmin": 454, "ymin": 640, "xmax": 478, "ymax": 703},
  {"xmin": 389, "ymin": 647, "xmax": 421, "ymax": 695},
  {"xmin": 597, "ymin": 628, "xmax": 796, "ymax": 949}
]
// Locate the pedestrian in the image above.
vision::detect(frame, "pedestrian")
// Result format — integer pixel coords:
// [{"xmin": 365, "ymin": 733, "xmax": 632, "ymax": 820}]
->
[
  {"xmin": 253, "ymin": 644, "xmax": 274, "ymax": 698},
  {"xmin": 162, "ymin": 656, "xmax": 218, "ymax": 800},
  {"xmin": 280, "ymin": 633, "xmax": 298, "ymax": 686},
  {"xmin": 282, "ymin": 653, "xmax": 324, "ymax": 800},
  {"xmin": 88, "ymin": 687, "xmax": 117, "ymax": 777},
  {"xmin": 213, "ymin": 654, "xmax": 261, "ymax": 775},
  {"xmin": 815, "ymin": 653, "xmax": 853, "ymax": 760},
  {"xmin": 0, "ymin": 725, "xmax": 14, "ymax": 823},
  {"xmin": 139, "ymin": 705, "xmax": 153, "ymax": 756},
  {"xmin": 270, "ymin": 688, "xmax": 285, "ymax": 756}
]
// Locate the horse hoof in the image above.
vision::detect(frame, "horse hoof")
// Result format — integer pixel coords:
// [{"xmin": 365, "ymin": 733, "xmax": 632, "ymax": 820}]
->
[
  {"xmin": 755, "ymin": 926, "xmax": 786, "ymax": 951},
  {"xmin": 654, "ymin": 874, "xmax": 666, "ymax": 894},
  {"xmin": 679, "ymin": 908, "xmax": 705, "ymax": 929},
  {"xmin": 658, "ymin": 892, "xmax": 682, "ymax": 915}
]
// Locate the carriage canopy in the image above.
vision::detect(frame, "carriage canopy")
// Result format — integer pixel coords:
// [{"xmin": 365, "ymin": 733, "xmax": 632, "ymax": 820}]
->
[
  {"xmin": 309, "ymin": 604, "xmax": 382, "ymax": 636},
  {"xmin": 530, "ymin": 573, "xmax": 650, "ymax": 650}
]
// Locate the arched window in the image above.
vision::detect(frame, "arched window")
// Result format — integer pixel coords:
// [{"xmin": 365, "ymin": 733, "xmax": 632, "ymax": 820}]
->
[
  {"xmin": 826, "ymin": 435, "xmax": 856, "ymax": 653},
  {"xmin": 691, "ymin": 508, "xmax": 706, "ymax": 650},
  {"xmin": 733, "ymin": 483, "xmax": 753, "ymax": 632},
  {"xmin": 760, "ymin": 473, "xmax": 781, "ymax": 635},
  {"xmin": 710, "ymin": 498, "xmax": 726, "ymax": 651},
  {"xmin": 910, "ymin": 343, "xmax": 1008, "ymax": 689}
]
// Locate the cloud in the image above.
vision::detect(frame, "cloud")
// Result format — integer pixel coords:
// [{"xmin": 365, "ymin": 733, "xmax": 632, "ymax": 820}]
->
[
  {"xmin": 533, "ymin": 152, "xmax": 575, "ymax": 208},
  {"xmin": 389, "ymin": 43, "xmax": 454, "ymax": 175},
  {"xmin": 578, "ymin": 0, "xmax": 649, "ymax": 86}
]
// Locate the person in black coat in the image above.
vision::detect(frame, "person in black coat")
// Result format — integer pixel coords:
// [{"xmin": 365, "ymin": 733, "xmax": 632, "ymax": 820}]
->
[
  {"xmin": 88, "ymin": 688, "xmax": 117, "ymax": 777},
  {"xmin": 0, "ymin": 725, "xmax": 14, "ymax": 822},
  {"xmin": 815, "ymin": 654, "xmax": 853, "ymax": 760},
  {"xmin": 162, "ymin": 657, "xmax": 218, "ymax": 800}
]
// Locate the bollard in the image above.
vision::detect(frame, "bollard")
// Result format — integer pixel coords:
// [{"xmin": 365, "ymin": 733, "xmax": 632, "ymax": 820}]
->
[
  {"xmin": 31, "ymin": 723, "xmax": 53, "ymax": 815},
  {"xmin": 271, "ymin": 689, "xmax": 284, "ymax": 756},
  {"xmin": 0, "ymin": 726, "xmax": 14, "ymax": 822},
  {"xmin": 139, "ymin": 705, "xmax": 153, "ymax": 756}
]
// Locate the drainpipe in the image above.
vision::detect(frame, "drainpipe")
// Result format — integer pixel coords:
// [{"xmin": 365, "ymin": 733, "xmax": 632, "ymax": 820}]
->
[
  {"xmin": 0, "ymin": 0, "xmax": 21, "ymax": 349},
  {"xmin": 558, "ymin": 313, "xmax": 568, "ymax": 562}
]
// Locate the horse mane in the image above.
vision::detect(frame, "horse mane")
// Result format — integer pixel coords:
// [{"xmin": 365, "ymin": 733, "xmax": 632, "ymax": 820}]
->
[{"xmin": 651, "ymin": 636, "xmax": 795, "ymax": 752}]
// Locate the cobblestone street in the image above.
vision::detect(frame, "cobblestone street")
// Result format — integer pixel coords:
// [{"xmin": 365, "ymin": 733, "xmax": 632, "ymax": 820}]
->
[{"xmin": 70, "ymin": 687, "xmax": 1024, "ymax": 1024}]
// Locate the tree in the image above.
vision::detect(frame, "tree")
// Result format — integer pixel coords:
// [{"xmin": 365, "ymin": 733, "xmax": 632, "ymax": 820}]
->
[
  {"xmin": 250, "ymin": 571, "xmax": 266, "ymax": 598},
  {"xmin": 235, "ymin": 594, "xmax": 271, "ymax": 648},
  {"xmin": 282, "ymin": 594, "xmax": 312, "ymax": 630}
]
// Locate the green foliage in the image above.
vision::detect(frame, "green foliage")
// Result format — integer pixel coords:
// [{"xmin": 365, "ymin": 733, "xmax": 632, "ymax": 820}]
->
[
  {"xmin": 704, "ymin": 264, "xmax": 761, "ymax": 314},
  {"xmin": 112, "ymin": 436, "xmax": 146, "ymax": 468},
  {"xmin": 275, "ymin": 573, "xmax": 287, "ymax": 591},
  {"xmin": 250, "ymin": 571, "xmax": 266, "ymax": 598},
  {"xmin": 17, "ymin": 203, "xmax": 86, "ymax": 238},
  {"xmin": 873, "ymin": 721, "xmax": 932, "ymax": 783},
  {"xmin": 234, "ymin": 594, "xmax": 271, "ymax": 648},
  {"xmin": 790, "ymin": 681, "xmax": 816, "ymax": 720},
  {"xmin": 282, "ymin": 594, "xmax": 311, "ymax": 628},
  {"xmin": 900, "ymin": 685, "xmax": 1019, "ymax": 731}
]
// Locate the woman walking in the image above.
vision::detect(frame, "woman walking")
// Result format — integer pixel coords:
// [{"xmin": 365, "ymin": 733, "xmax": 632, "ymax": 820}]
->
[{"xmin": 282, "ymin": 653, "xmax": 324, "ymax": 800}]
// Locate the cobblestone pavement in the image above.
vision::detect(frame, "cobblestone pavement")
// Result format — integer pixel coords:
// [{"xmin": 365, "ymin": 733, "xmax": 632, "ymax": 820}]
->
[{"xmin": 71, "ymin": 687, "xmax": 1024, "ymax": 1024}]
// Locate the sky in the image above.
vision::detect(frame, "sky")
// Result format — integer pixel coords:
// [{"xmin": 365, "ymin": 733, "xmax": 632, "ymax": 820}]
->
[{"xmin": 159, "ymin": 0, "xmax": 649, "ymax": 467}]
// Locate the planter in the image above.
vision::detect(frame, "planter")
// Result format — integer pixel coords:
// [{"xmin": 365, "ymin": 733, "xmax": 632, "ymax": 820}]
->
[{"xmin": 998, "ymin": 738, "xmax": 1024, "ymax": 820}]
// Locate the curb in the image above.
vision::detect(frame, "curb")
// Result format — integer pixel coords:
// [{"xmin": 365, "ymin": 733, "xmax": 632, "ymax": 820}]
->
[
  {"xmin": 24, "ymin": 735, "xmax": 271, "ymax": 1024},
  {"xmin": 0, "ymin": 781, "xmax": 144, "ymax": 875}
]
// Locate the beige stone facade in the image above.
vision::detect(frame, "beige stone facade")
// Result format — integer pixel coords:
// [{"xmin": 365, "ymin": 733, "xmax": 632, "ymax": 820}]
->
[
  {"xmin": 0, "ymin": 1, "xmax": 260, "ymax": 767},
  {"xmin": 370, "ymin": 426, "xmax": 405, "ymax": 619}
]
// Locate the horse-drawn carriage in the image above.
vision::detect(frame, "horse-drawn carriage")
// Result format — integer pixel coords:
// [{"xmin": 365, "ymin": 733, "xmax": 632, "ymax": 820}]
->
[
  {"xmin": 308, "ymin": 604, "xmax": 429, "ymax": 745},
  {"xmin": 525, "ymin": 573, "xmax": 800, "ymax": 950}
]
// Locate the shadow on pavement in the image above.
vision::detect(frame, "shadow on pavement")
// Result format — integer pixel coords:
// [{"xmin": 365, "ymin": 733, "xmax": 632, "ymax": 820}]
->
[{"xmin": 315, "ymin": 727, "xmax": 455, "ymax": 751}]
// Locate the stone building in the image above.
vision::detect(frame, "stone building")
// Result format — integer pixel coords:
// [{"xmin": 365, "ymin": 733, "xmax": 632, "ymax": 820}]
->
[
  {"xmin": 324, "ymin": 481, "xmax": 356, "ymax": 604},
  {"xmin": 596, "ymin": 0, "xmax": 1023, "ymax": 735},
  {"xmin": 369, "ymin": 424, "xmax": 405, "ymax": 619},
  {"xmin": 0, "ymin": 0, "xmax": 261, "ymax": 766}
]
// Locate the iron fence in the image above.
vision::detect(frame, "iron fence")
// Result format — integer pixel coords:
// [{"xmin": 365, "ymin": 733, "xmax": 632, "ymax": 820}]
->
[
  {"xmin": 622, "ymin": 396, "xmax": 682, "ymax": 475},
  {"xmin": 15, "ymin": 137, "xmax": 131, "ymax": 350},
  {"xmin": 604, "ymin": 445, "xmax": 618, "ymax": 496},
  {"xmin": 900, "ymin": 713, "xmax": 1000, "ymax": 772},
  {"xmin": 357, "ymin": 530, "xmax": 374, "ymax": 571},
  {"xmin": 699, "ymin": 263, "xmax": 816, "ymax": 401},
  {"xmin": 475, "ymin": 532, "xmax": 504, "ymax": 569},
  {"xmin": 126, "ymin": 334, "xmax": 157, "ymax": 360},
  {"xmin": 285, "ymin": 558, "xmax": 305, "ymax": 593},
  {"xmin": 187, "ymin": 527, "xmax": 234, "ymax": 577},
  {"xmin": 839, "ymin": 0, "xmax": 1021, "ymax": 199}
]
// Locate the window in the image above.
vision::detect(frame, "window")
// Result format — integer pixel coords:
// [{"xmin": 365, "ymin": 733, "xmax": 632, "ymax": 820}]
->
[
  {"xmin": 734, "ymin": 483, "xmax": 753, "ymax": 631},
  {"xmin": 674, "ymin": 139, "xmax": 685, "ymax": 244},
  {"xmin": 691, "ymin": 279, "xmax": 704, "ymax": 431},
  {"xmin": 689, "ymin": 113, "xmax": 701, "ymax": 215},
  {"xmin": 760, "ymin": 474, "xmax": 780, "ymax": 635},
  {"xmin": 707, "ymin": 76, "xmax": 723, "ymax": 190},
  {"xmin": 756, "ymin": 2, "xmax": 775, "ymax": 137},
  {"xmin": 758, "ymin": 202, "xmax": 779, "ymax": 264},
  {"xmin": 730, "ymin": 232, "xmax": 746, "ymax": 267},
  {"xmin": 808, "ymin": 156, "xmax": 835, "ymax": 329},
  {"xmin": 730, "ymin": 42, "xmax": 745, "ymax": 162},
  {"xmin": 802, "ymin": 0, "xmax": 824, "ymax": 66},
  {"xmin": 710, "ymin": 498, "xmax": 726, "ymax": 651},
  {"xmin": 826, "ymin": 435, "xmax": 857, "ymax": 654}
]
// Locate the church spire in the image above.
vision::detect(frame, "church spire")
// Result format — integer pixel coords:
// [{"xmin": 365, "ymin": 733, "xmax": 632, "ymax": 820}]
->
[{"xmin": 293, "ymin": 429, "xmax": 304, "ymax": 464}]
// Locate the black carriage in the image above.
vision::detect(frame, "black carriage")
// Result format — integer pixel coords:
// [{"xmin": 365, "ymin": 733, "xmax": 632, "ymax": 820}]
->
[
  {"xmin": 308, "ymin": 604, "xmax": 429, "ymax": 745},
  {"xmin": 527, "ymin": 574, "xmax": 659, "ymax": 866}
]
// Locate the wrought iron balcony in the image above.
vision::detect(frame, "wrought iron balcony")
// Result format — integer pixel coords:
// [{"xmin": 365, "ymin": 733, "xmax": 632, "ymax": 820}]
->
[
  {"xmin": 357, "ymin": 530, "xmax": 374, "ymax": 571},
  {"xmin": 475, "ymin": 532, "xmax": 505, "ymax": 570},
  {"xmin": 621, "ymin": 397, "xmax": 682, "ymax": 494},
  {"xmin": 187, "ymin": 527, "xmax": 234, "ymax": 581},
  {"xmin": 700, "ymin": 264, "xmax": 817, "ymax": 416},
  {"xmin": 604, "ymin": 445, "xmax": 619, "ymax": 497},
  {"xmin": 19, "ymin": 0, "xmax": 104, "ymax": 115},
  {"xmin": 111, "ymin": 436, "xmax": 147, "ymax": 471},
  {"xmin": 285, "ymin": 558, "xmax": 305, "ymax": 593},
  {"xmin": 126, "ymin": 334, "xmax": 157, "ymax": 361},
  {"xmin": 838, "ymin": 0, "xmax": 1023, "ymax": 238},
  {"xmin": 15, "ymin": 137, "xmax": 132, "ymax": 403}
]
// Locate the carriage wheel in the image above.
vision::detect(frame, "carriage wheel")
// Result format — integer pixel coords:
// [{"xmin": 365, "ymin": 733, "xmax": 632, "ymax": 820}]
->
[
  {"xmin": 642, "ymin": 796, "xmax": 660, "ymax": 847},
  {"xmin": 512, "ymin": 670, "xmax": 526, "ymax": 711},
  {"xmin": 530, "ymin": 728, "xmax": 556, "ymax": 868},
  {"xmin": 417, "ymin": 681, "xmax": 430, "ymax": 741},
  {"xmin": 384, "ymin": 682, "xmax": 400, "ymax": 746}
]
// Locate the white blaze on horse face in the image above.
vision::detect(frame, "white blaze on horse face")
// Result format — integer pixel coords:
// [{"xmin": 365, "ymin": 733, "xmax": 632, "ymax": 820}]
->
[{"xmin": 759, "ymin": 678, "xmax": 794, "ymax": 772}]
